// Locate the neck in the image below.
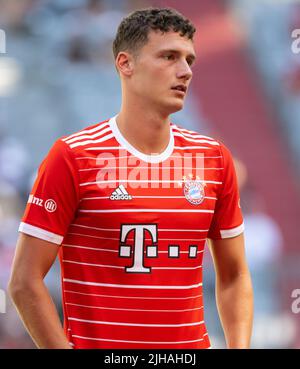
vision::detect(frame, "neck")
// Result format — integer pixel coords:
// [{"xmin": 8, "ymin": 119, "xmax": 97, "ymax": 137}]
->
[{"xmin": 116, "ymin": 101, "xmax": 171, "ymax": 156}]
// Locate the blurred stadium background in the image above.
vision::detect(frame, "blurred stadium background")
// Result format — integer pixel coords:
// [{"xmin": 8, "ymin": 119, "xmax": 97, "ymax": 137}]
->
[{"xmin": 0, "ymin": 0, "xmax": 300, "ymax": 349}]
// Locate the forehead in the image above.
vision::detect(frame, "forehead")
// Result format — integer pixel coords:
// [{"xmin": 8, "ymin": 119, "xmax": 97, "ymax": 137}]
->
[{"xmin": 143, "ymin": 30, "xmax": 195, "ymax": 54}]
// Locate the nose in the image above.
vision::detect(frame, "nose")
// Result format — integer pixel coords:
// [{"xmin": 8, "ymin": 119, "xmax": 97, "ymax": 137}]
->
[{"xmin": 176, "ymin": 59, "xmax": 193, "ymax": 81}]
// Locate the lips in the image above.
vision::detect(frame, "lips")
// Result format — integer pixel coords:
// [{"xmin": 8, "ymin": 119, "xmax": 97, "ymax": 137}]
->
[{"xmin": 171, "ymin": 85, "xmax": 187, "ymax": 93}]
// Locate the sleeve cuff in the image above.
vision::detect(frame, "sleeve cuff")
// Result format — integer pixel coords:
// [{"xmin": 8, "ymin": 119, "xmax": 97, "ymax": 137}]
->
[
  {"xmin": 220, "ymin": 222, "xmax": 244, "ymax": 239},
  {"xmin": 19, "ymin": 222, "xmax": 64, "ymax": 245}
]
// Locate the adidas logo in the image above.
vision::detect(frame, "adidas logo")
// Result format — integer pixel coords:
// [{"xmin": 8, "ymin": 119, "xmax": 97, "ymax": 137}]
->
[{"xmin": 110, "ymin": 184, "xmax": 132, "ymax": 200}]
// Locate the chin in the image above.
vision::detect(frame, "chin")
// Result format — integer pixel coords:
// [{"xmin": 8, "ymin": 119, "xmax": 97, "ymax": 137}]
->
[
  {"xmin": 157, "ymin": 98, "xmax": 184, "ymax": 116},
  {"xmin": 167, "ymin": 99, "xmax": 184, "ymax": 114},
  {"xmin": 169, "ymin": 102, "xmax": 184, "ymax": 114}
]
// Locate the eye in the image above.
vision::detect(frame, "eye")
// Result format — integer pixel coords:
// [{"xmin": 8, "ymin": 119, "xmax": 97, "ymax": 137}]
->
[
  {"xmin": 163, "ymin": 54, "xmax": 175, "ymax": 61},
  {"xmin": 187, "ymin": 58, "xmax": 194, "ymax": 67}
]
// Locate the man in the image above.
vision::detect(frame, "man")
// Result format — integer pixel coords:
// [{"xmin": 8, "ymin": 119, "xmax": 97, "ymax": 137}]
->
[{"xmin": 8, "ymin": 8, "xmax": 253, "ymax": 349}]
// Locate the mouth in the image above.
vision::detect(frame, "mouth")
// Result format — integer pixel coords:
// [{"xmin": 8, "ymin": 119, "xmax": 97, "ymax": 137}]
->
[{"xmin": 171, "ymin": 85, "xmax": 187, "ymax": 96}]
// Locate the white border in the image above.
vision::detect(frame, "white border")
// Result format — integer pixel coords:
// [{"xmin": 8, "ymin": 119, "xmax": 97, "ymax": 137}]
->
[
  {"xmin": 110, "ymin": 116, "xmax": 174, "ymax": 163},
  {"xmin": 19, "ymin": 222, "xmax": 63, "ymax": 245},
  {"xmin": 220, "ymin": 222, "xmax": 244, "ymax": 239}
]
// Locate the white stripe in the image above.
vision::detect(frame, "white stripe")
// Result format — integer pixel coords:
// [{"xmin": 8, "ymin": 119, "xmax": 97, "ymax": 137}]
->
[
  {"xmin": 79, "ymin": 167, "xmax": 223, "ymax": 172},
  {"xmin": 71, "ymin": 335, "xmax": 204, "ymax": 344},
  {"xmin": 76, "ymin": 156, "xmax": 99, "ymax": 160},
  {"xmin": 177, "ymin": 250, "xmax": 204, "ymax": 254},
  {"xmin": 64, "ymin": 260, "xmax": 124, "ymax": 269},
  {"xmin": 62, "ymin": 121, "xmax": 110, "ymax": 142},
  {"xmin": 159, "ymin": 228, "xmax": 209, "ymax": 232},
  {"xmin": 68, "ymin": 317, "xmax": 204, "ymax": 327},
  {"xmin": 64, "ymin": 289, "xmax": 202, "ymax": 300},
  {"xmin": 69, "ymin": 133, "xmax": 114, "ymax": 149},
  {"xmin": 141, "ymin": 265, "xmax": 202, "ymax": 270},
  {"xmin": 71, "ymin": 223, "xmax": 209, "ymax": 232},
  {"xmin": 86, "ymin": 146, "xmax": 122, "ymax": 151},
  {"xmin": 69, "ymin": 342, "xmax": 75, "ymax": 347},
  {"xmin": 172, "ymin": 125, "xmax": 216, "ymax": 140},
  {"xmin": 19, "ymin": 222, "xmax": 63, "ymax": 245},
  {"xmin": 63, "ymin": 243, "xmax": 204, "ymax": 255},
  {"xmin": 71, "ymin": 224, "xmax": 121, "ymax": 232},
  {"xmin": 63, "ymin": 278, "xmax": 202, "ymax": 289},
  {"xmin": 76, "ymin": 155, "xmax": 220, "ymax": 161},
  {"xmin": 80, "ymin": 179, "xmax": 222, "ymax": 186},
  {"xmin": 79, "ymin": 209, "xmax": 214, "ymax": 214},
  {"xmin": 220, "ymin": 223, "xmax": 244, "ymax": 239},
  {"xmin": 66, "ymin": 302, "xmax": 203, "ymax": 313},
  {"xmin": 204, "ymin": 156, "xmax": 222, "ymax": 159},
  {"xmin": 172, "ymin": 129, "xmax": 217, "ymax": 141},
  {"xmin": 174, "ymin": 146, "xmax": 213, "ymax": 150},
  {"xmin": 85, "ymin": 146, "xmax": 212, "ymax": 151},
  {"xmin": 173, "ymin": 132, "xmax": 219, "ymax": 145},
  {"xmin": 68, "ymin": 232, "xmax": 206, "ymax": 242},
  {"xmin": 76, "ymin": 155, "xmax": 133, "ymax": 160},
  {"xmin": 68, "ymin": 232, "xmax": 118, "ymax": 240},
  {"xmin": 63, "ymin": 244, "xmax": 119, "ymax": 253},
  {"xmin": 63, "ymin": 259, "xmax": 202, "ymax": 270},
  {"xmin": 65, "ymin": 126, "xmax": 111, "ymax": 145},
  {"xmin": 172, "ymin": 128, "xmax": 207, "ymax": 137},
  {"xmin": 81, "ymin": 196, "xmax": 217, "ymax": 200},
  {"xmin": 64, "ymin": 244, "xmax": 203, "ymax": 256}
]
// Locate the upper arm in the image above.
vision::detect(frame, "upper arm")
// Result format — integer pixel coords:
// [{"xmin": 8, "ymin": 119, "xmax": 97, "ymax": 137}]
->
[
  {"xmin": 20, "ymin": 139, "xmax": 79, "ymax": 244},
  {"xmin": 208, "ymin": 233, "xmax": 249, "ymax": 283},
  {"xmin": 207, "ymin": 142, "xmax": 244, "ymax": 240},
  {"xmin": 9, "ymin": 233, "xmax": 60, "ymax": 287},
  {"xmin": 9, "ymin": 139, "xmax": 79, "ymax": 289}
]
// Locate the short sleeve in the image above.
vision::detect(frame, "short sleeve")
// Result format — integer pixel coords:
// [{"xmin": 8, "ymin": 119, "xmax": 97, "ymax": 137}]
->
[
  {"xmin": 19, "ymin": 139, "xmax": 80, "ymax": 245},
  {"xmin": 207, "ymin": 142, "xmax": 244, "ymax": 240}
]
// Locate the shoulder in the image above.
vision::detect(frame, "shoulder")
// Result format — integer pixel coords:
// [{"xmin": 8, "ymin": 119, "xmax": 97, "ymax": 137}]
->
[
  {"xmin": 41, "ymin": 119, "xmax": 111, "ymax": 166},
  {"xmin": 58, "ymin": 118, "xmax": 112, "ymax": 151},
  {"xmin": 171, "ymin": 122, "xmax": 222, "ymax": 149},
  {"xmin": 170, "ymin": 123, "xmax": 236, "ymax": 165}
]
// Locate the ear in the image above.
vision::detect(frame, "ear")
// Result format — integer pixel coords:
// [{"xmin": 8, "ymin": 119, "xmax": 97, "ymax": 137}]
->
[{"xmin": 115, "ymin": 52, "xmax": 134, "ymax": 77}]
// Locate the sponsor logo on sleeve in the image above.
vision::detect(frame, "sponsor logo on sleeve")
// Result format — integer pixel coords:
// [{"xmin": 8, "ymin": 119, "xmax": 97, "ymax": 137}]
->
[
  {"xmin": 44, "ymin": 199, "xmax": 57, "ymax": 213},
  {"xmin": 28, "ymin": 195, "xmax": 57, "ymax": 213}
]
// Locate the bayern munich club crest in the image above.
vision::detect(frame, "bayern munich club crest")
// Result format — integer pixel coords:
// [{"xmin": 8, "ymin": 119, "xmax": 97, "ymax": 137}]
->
[{"xmin": 183, "ymin": 177, "xmax": 205, "ymax": 205}]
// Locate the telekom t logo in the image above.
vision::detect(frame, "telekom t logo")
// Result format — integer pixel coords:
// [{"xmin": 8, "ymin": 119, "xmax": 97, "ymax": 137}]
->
[{"xmin": 119, "ymin": 224, "xmax": 158, "ymax": 273}]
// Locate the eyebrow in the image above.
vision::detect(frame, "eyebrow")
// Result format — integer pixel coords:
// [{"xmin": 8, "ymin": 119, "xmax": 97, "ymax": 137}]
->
[{"xmin": 159, "ymin": 49, "xmax": 197, "ymax": 63}]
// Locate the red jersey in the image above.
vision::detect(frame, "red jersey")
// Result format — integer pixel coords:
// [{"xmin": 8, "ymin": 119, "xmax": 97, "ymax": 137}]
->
[{"xmin": 19, "ymin": 116, "xmax": 244, "ymax": 349}]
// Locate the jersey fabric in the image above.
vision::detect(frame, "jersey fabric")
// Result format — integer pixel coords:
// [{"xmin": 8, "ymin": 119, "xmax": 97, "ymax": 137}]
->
[{"xmin": 19, "ymin": 116, "xmax": 244, "ymax": 349}]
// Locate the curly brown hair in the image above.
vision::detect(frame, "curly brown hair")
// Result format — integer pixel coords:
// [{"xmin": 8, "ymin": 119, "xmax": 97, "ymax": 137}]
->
[{"xmin": 113, "ymin": 7, "xmax": 196, "ymax": 59}]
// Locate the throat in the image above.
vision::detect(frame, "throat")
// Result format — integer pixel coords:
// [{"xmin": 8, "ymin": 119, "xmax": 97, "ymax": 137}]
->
[{"xmin": 115, "ymin": 115, "xmax": 171, "ymax": 156}]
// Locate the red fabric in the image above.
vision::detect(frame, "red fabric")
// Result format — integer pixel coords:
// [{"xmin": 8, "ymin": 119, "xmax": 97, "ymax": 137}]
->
[
  {"xmin": 207, "ymin": 142, "xmax": 242, "ymax": 239},
  {"xmin": 20, "ymin": 119, "xmax": 243, "ymax": 349}
]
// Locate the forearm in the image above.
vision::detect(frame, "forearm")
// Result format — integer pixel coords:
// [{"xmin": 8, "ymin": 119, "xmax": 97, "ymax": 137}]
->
[
  {"xmin": 9, "ymin": 280, "xmax": 72, "ymax": 349},
  {"xmin": 215, "ymin": 271, "xmax": 253, "ymax": 349}
]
